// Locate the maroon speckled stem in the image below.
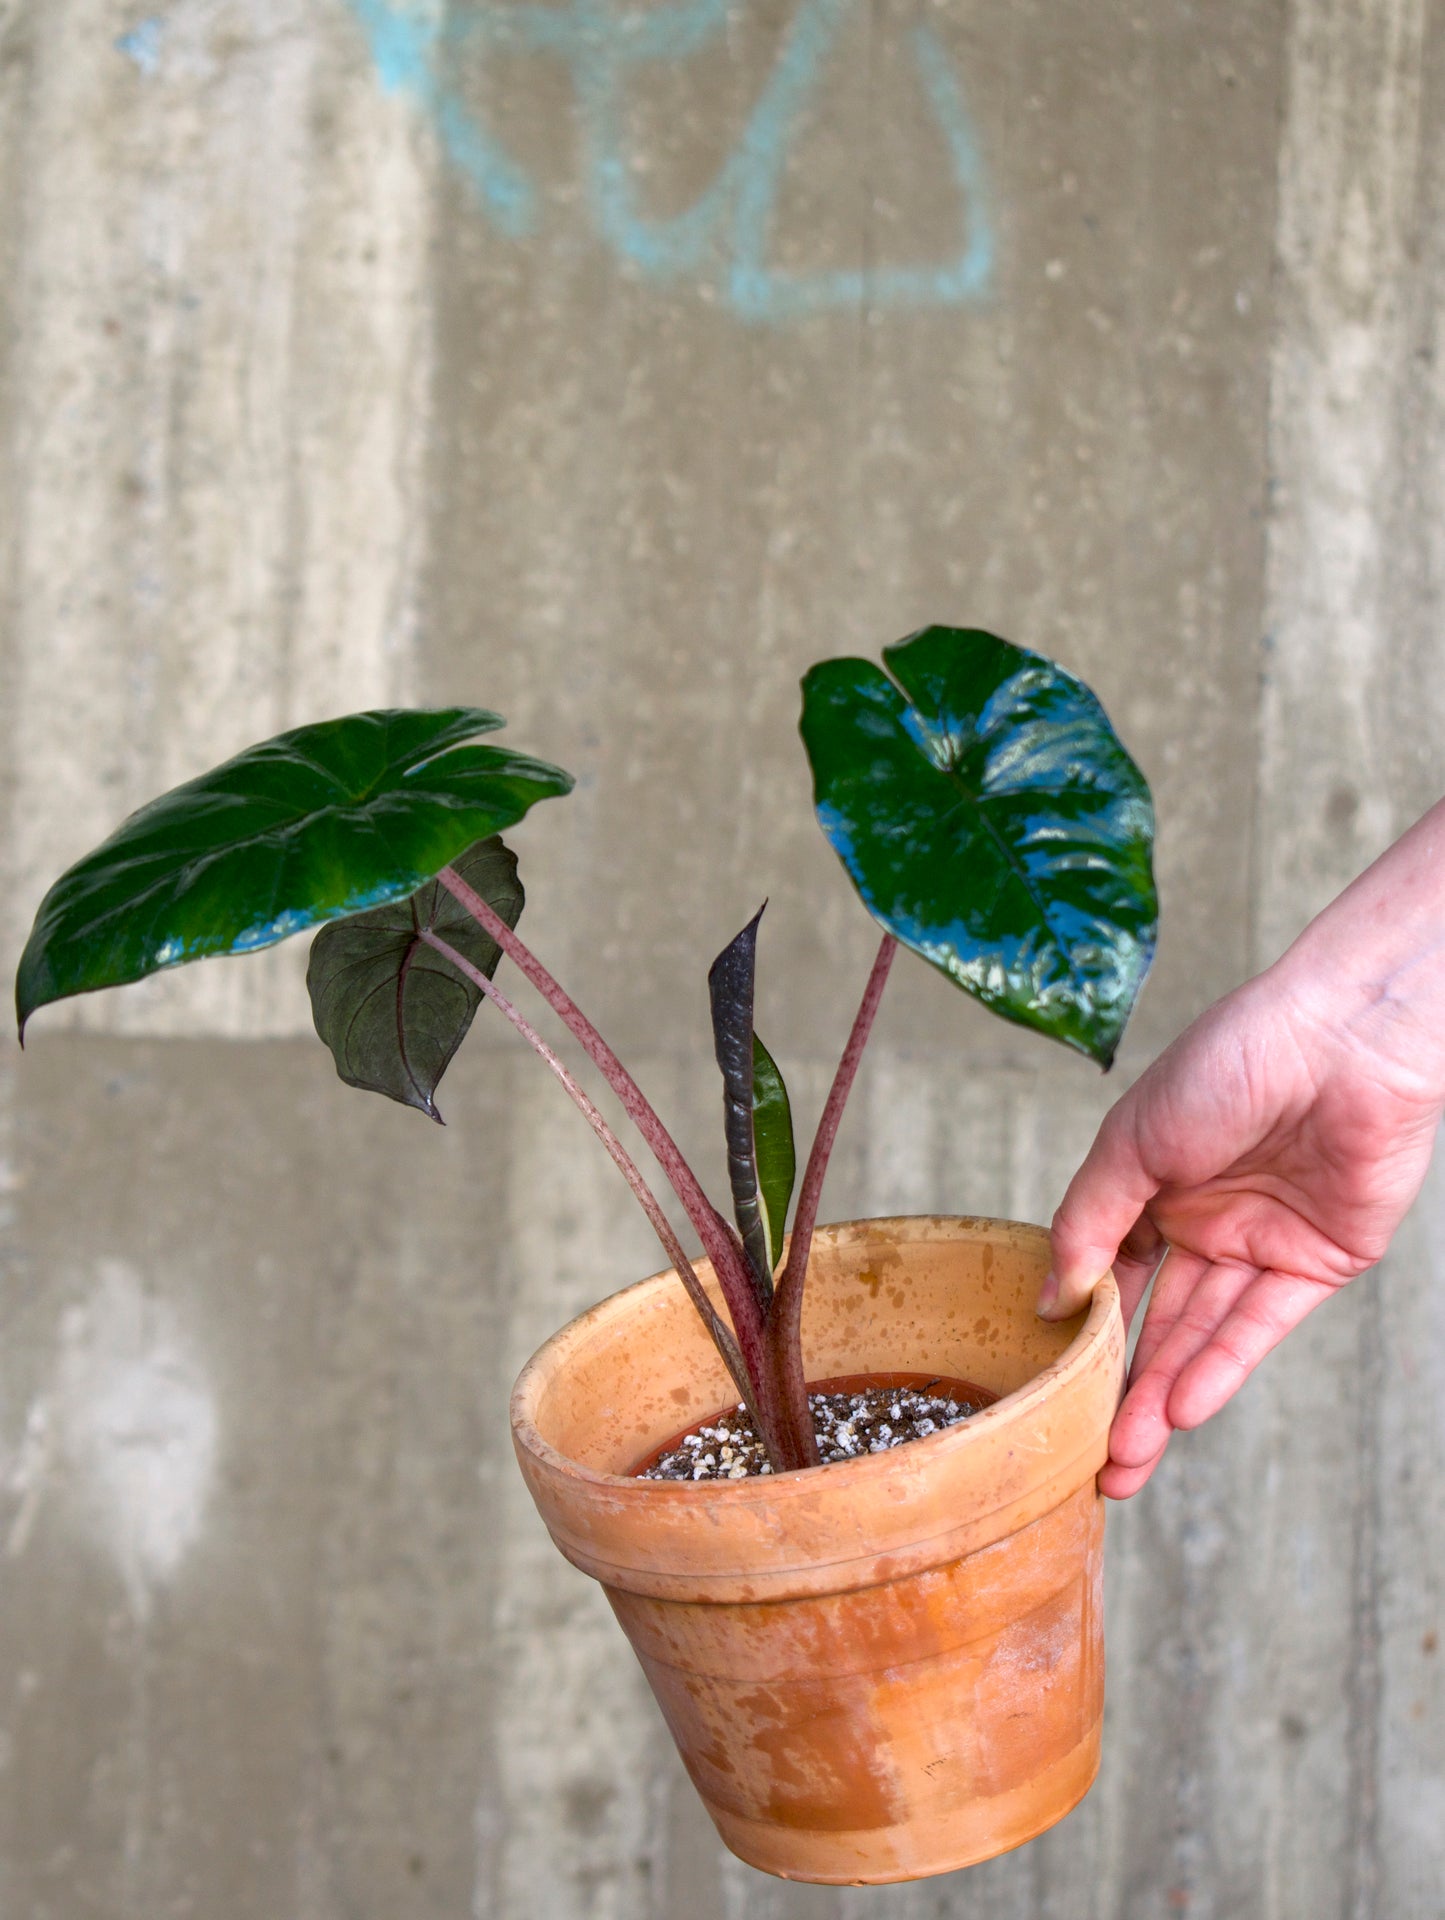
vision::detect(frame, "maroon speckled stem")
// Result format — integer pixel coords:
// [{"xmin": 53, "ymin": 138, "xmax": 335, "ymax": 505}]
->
[
  {"xmin": 420, "ymin": 930, "xmax": 760, "ymax": 1422},
  {"xmin": 435, "ymin": 868, "xmax": 782, "ymax": 1429},
  {"xmin": 766, "ymin": 932, "xmax": 898, "ymax": 1466}
]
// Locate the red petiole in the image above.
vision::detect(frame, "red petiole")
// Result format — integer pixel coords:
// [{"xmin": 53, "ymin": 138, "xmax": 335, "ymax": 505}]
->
[{"xmin": 436, "ymin": 866, "xmax": 896, "ymax": 1473}]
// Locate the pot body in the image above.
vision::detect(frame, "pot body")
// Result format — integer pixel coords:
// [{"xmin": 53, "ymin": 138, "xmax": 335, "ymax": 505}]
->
[{"xmin": 510, "ymin": 1216, "xmax": 1124, "ymax": 1884}]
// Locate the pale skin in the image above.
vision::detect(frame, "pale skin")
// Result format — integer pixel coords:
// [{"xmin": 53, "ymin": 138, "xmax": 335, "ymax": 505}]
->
[{"xmin": 1039, "ymin": 798, "xmax": 1445, "ymax": 1499}]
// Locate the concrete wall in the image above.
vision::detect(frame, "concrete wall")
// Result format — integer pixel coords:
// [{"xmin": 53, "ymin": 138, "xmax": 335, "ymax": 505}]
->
[{"xmin": 0, "ymin": 1, "xmax": 1441, "ymax": 1914}]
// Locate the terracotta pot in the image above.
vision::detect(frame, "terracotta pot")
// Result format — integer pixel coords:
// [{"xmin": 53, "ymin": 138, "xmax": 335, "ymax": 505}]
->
[{"xmin": 510, "ymin": 1215, "xmax": 1125, "ymax": 1885}]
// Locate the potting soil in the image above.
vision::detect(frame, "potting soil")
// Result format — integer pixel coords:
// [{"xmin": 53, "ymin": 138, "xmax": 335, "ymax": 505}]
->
[{"xmin": 636, "ymin": 1380, "xmax": 994, "ymax": 1481}]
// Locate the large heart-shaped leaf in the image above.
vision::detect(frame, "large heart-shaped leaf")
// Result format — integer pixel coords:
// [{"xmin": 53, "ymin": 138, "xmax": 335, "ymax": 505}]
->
[
  {"xmin": 15, "ymin": 709, "xmax": 574, "ymax": 1038},
  {"xmin": 800, "ymin": 626, "xmax": 1157, "ymax": 1068},
  {"xmin": 306, "ymin": 836, "xmax": 524, "ymax": 1123}
]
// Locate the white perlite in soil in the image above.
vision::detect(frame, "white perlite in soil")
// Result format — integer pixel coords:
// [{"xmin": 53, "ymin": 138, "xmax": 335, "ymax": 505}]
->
[{"xmin": 637, "ymin": 1383, "xmax": 991, "ymax": 1482}]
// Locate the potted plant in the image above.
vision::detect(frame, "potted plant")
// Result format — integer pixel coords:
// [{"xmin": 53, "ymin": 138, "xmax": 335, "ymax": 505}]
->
[{"xmin": 14, "ymin": 625, "xmax": 1155, "ymax": 1884}]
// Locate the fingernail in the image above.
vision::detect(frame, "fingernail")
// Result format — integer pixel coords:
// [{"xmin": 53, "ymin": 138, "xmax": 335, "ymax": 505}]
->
[{"xmin": 1035, "ymin": 1270, "xmax": 1060, "ymax": 1318}]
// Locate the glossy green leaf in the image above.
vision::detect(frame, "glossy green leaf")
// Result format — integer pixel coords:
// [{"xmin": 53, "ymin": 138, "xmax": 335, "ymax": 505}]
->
[
  {"xmin": 800, "ymin": 626, "xmax": 1157, "ymax": 1068},
  {"xmin": 306, "ymin": 836, "xmax": 523, "ymax": 1123},
  {"xmin": 708, "ymin": 907, "xmax": 773, "ymax": 1303},
  {"xmin": 15, "ymin": 709, "xmax": 573, "ymax": 1038},
  {"xmin": 751, "ymin": 1032, "xmax": 795, "ymax": 1274}
]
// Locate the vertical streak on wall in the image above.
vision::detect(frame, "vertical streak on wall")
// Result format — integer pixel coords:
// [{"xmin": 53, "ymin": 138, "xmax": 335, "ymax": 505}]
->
[
  {"xmin": 481, "ymin": 1062, "xmax": 669, "ymax": 1920},
  {"xmin": 1373, "ymin": 14, "xmax": 1445, "ymax": 1914},
  {"xmin": 0, "ymin": 0, "xmax": 434, "ymax": 1039},
  {"xmin": 0, "ymin": 7, "xmax": 25, "ymax": 1506},
  {"xmin": 1256, "ymin": 0, "xmax": 1427, "ymax": 954},
  {"xmin": 1374, "ymin": 1133, "xmax": 1445, "ymax": 1919},
  {"xmin": 1255, "ymin": 6, "xmax": 1435, "ymax": 1920}
]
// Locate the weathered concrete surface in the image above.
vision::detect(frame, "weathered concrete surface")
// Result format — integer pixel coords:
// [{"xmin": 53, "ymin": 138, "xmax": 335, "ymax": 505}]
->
[
  {"xmin": 1, "ymin": 1, "xmax": 1443, "ymax": 1916},
  {"xmin": 0, "ymin": 0, "xmax": 429, "ymax": 1038},
  {"xmin": 423, "ymin": 0, "xmax": 1281, "ymax": 1070}
]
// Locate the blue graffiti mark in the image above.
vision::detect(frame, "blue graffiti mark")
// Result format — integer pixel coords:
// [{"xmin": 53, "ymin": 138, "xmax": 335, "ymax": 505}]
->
[
  {"xmin": 346, "ymin": 0, "xmax": 535, "ymax": 233},
  {"xmin": 116, "ymin": 16, "xmax": 166, "ymax": 74},
  {"xmin": 342, "ymin": 0, "xmax": 994, "ymax": 321}
]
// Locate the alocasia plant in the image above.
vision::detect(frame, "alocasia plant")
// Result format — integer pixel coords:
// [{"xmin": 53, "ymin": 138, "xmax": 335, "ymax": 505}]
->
[{"xmin": 13, "ymin": 627, "xmax": 1157, "ymax": 1473}]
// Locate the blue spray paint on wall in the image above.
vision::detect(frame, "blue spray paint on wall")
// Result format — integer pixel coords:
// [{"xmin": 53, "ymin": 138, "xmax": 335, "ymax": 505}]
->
[
  {"xmin": 344, "ymin": 0, "xmax": 994, "ymax": 321},
  {"xmin": 348, "ymin": 0, "xmax": 536, "ymax": 234},
  {"xmin": 116, "ymin": 16, "xmax": 166, "ymax": 74}
]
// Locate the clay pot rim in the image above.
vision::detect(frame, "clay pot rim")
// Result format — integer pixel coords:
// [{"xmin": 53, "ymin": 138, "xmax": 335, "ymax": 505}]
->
[{"xmin": 511, "ymin": 1214, "xmax": 1117, "ymax": 1500}]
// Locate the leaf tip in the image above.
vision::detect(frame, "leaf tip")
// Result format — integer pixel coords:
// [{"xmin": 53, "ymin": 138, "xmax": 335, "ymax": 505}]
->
[
  {"xmin": 14, "ymin": 981, "xmax": 35, "ymax": 1049},
  {"xmin": 1088, "ymin": 1018, "xmax": 1126, "ymax": 1071}
]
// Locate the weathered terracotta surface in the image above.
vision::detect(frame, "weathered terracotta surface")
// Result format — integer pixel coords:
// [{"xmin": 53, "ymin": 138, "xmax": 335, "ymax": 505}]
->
[{"xmin": 510, "ymin": 1217, "xmax": 1125, "ymax": 1884}]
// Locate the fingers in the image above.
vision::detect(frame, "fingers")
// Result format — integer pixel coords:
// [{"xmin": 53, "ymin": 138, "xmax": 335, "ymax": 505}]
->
[
  {"xmin": 1099, "ymin": 1260, "xmax": 1343, "ymax": 1501},
  {"xmin": 1112, "ymin": 1211, "xmax": 1169, "ymax": 1329},
  {"xmin": 1102, "ymin": 1252, "xmax": 1258, "ymax": 1498},
  {"xmin": 1041, "ymin": 1102, "xmax": 1160, "ymax": 1321},
  {"xmin": 1098, "ymin": 1442, "xmax": 1167, "ymax": 1501},
  {"xmin": 1125, "ymin": 1246, "xmax": 1215, "ymax": 1383},
  {"xmin": 1166, "ymin": 1271, "xmax": 1338, "ymax": 1430}
]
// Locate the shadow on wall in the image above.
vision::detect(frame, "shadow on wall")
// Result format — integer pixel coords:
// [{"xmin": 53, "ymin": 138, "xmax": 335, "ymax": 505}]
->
[{"xmin": 342, "ymin": 0, "xmax": 995, "ymax": 322}]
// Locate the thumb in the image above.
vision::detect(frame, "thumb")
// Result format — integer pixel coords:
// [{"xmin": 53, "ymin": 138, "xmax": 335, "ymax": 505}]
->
[{"xmin": 1040, "ymin": 1105, "xmax": 1158, "ymax": 1320}]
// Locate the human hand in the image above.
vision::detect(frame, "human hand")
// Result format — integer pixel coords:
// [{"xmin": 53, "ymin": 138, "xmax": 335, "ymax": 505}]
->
[{"xmin": 1040, "ymin": 801, "xmax": 1445, "ymax": 1498}]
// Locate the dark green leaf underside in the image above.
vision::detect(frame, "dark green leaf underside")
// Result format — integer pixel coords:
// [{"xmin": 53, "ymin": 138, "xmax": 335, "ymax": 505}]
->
[
  {"xmin": 307, "ymin": 836, "xmax": 524, "ymax": 1122},
  {"xmin": 751, "ymin": 1033, "xmax": 795, "ymax": 1274},
  {"xmin": 800, "ymin": 626, "xmax": 1157, "ymax": 1068},
  {"xmin": 16, "ymin": 708, "xmax": 573, "ymax": 1037}
]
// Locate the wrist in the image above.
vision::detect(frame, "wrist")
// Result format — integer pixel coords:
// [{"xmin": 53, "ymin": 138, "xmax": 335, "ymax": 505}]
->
[{"xmin": 1269, "ymin": 799, "xmax": 1445, "ymax": 1104}]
